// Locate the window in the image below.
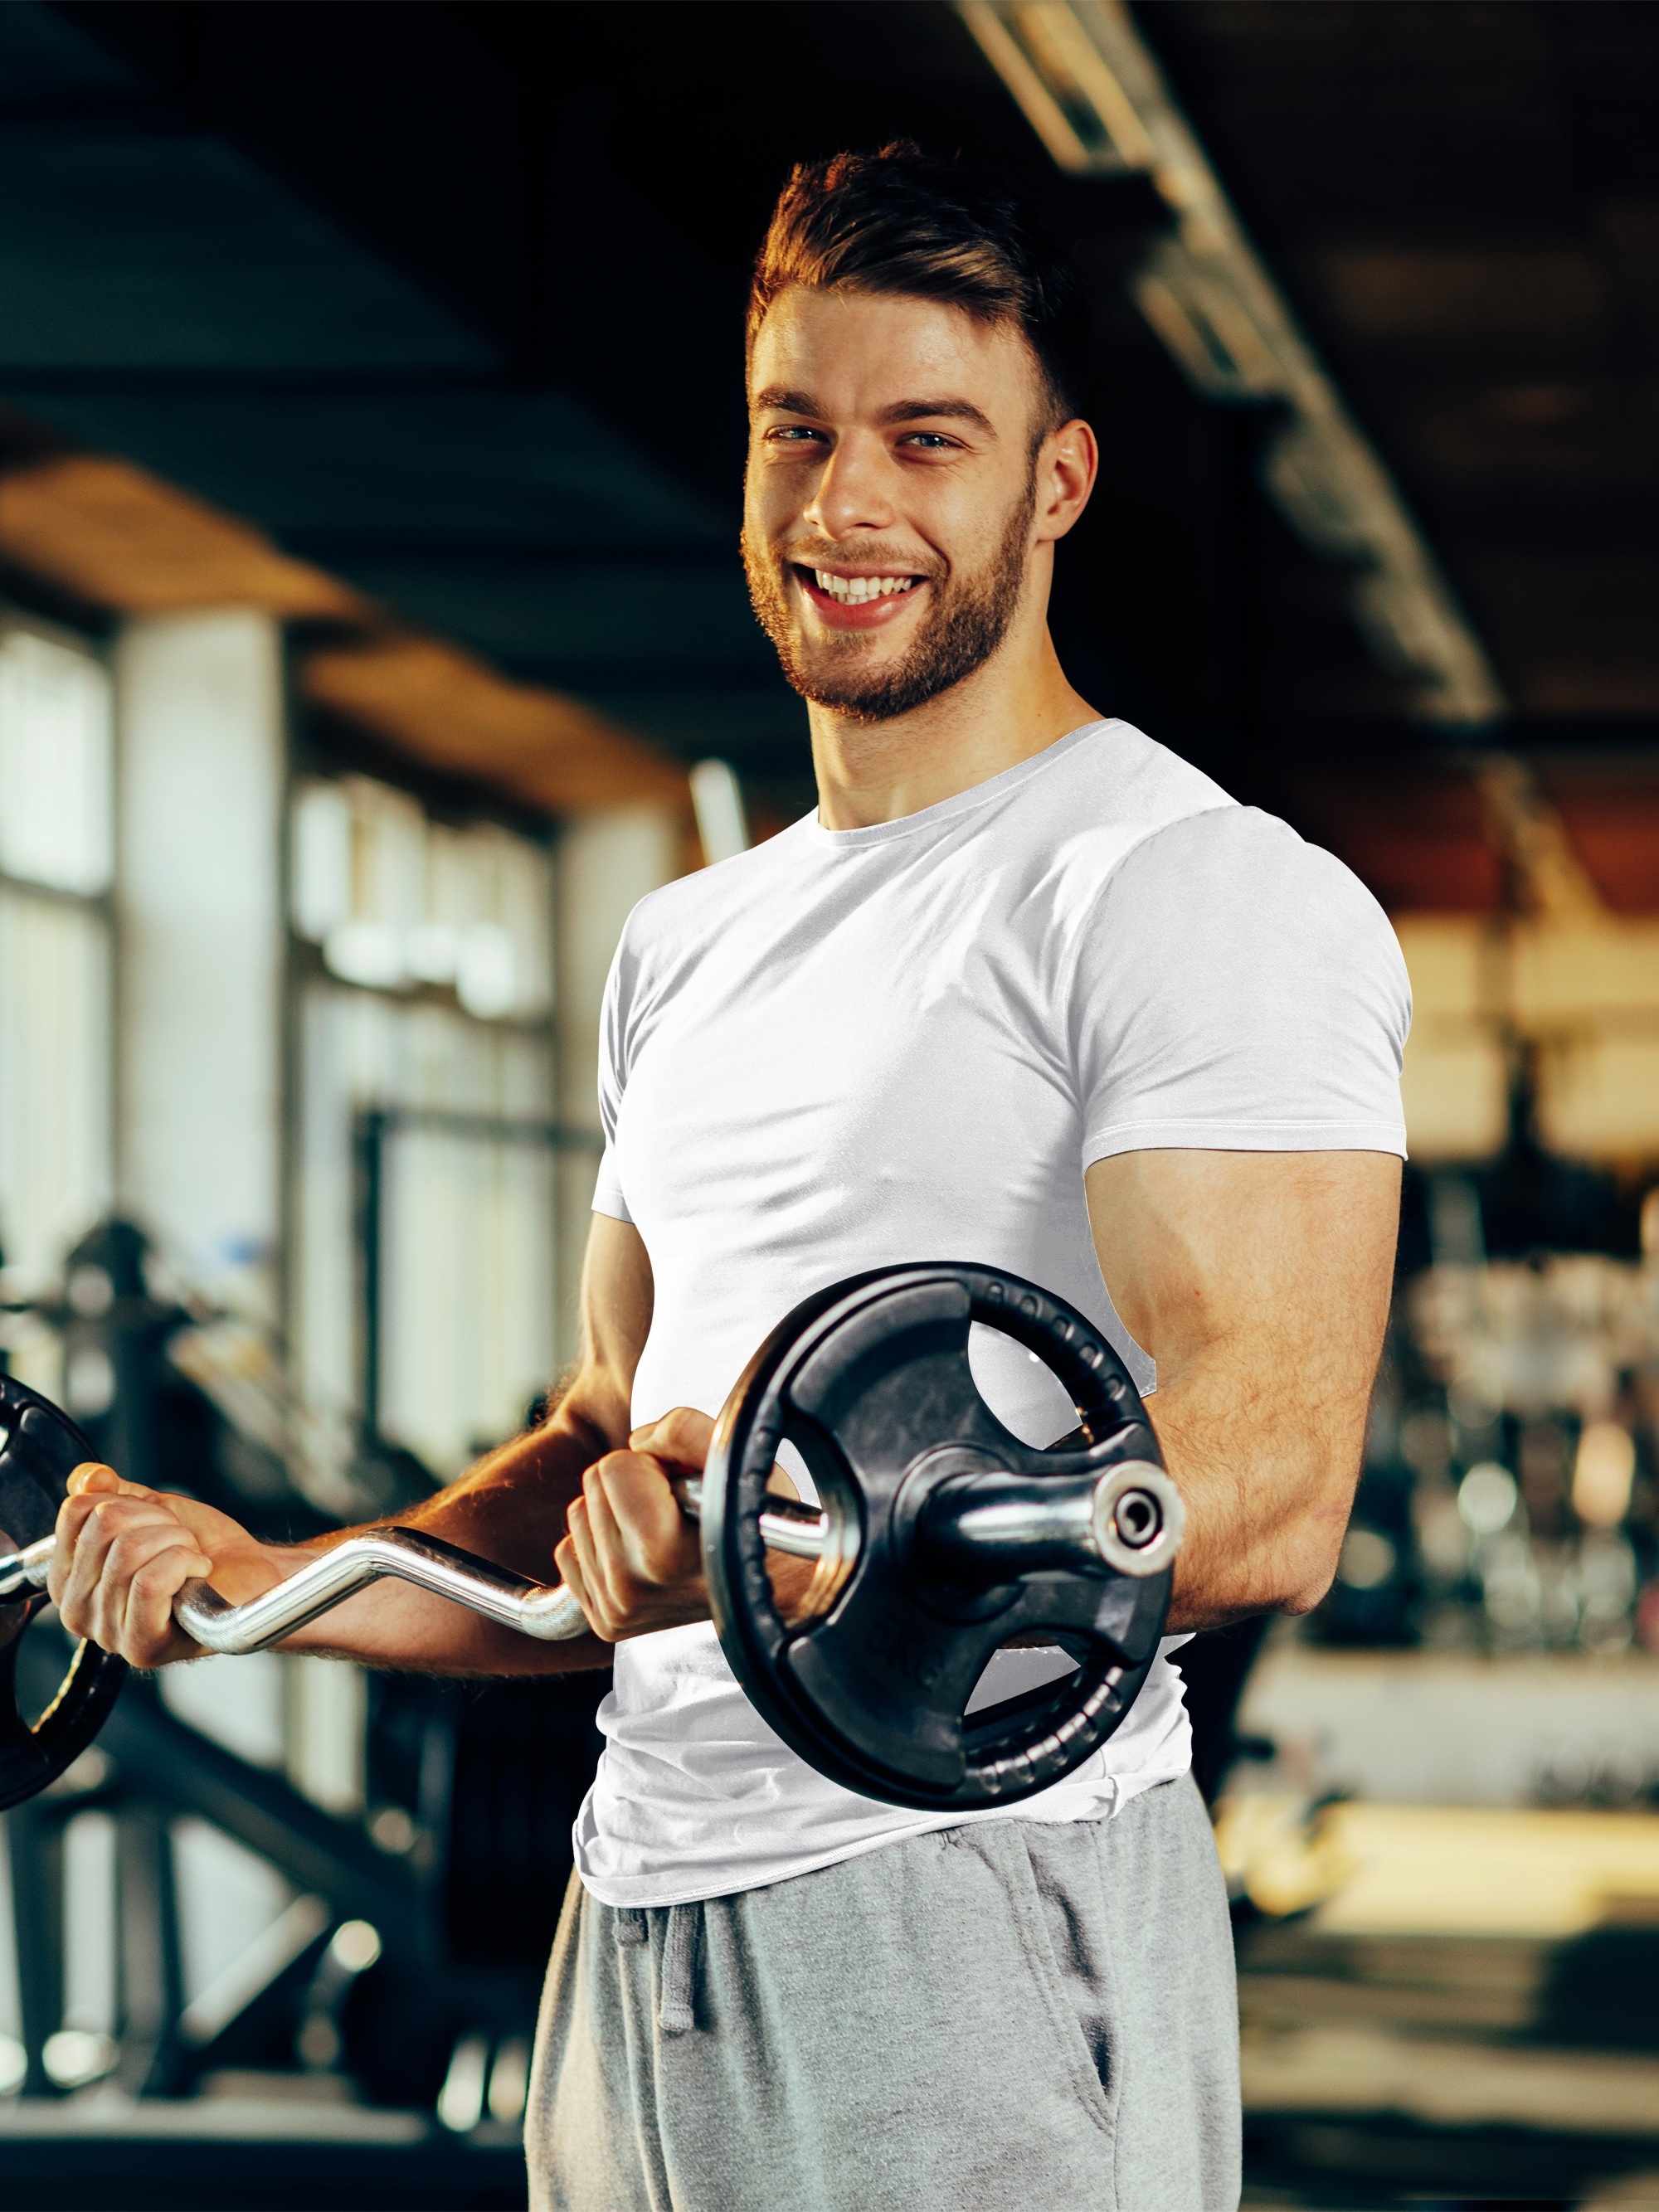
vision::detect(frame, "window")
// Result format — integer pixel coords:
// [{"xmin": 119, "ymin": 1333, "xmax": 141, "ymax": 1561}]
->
[
  {"xmin": 289, "ymin": 775, "xmax": 557, "ymax": 1477},
  {"xmin": 0, "ymin": 624, "xmax": 114, "ymax": 1302}
]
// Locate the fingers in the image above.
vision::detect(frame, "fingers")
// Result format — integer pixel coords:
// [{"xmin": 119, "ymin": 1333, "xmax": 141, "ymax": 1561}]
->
[
  {"xmin": 51, "ymin": 1489, "xmax": 212, "ymax": 1665},
  {"xmin": 114, "ymin": 1533, "xmax": 210, "ymax": 1663},
  {"xmin": 628, "ymin": 1406, "xmax": 800, "ymax": 1500},
  {"xmin": 559, "ymin": 1491, "xmax": 603, "ymax": 1627},
  {"xmin": 628, "ymin": 1406, "xmax": 716, "ymax": 1471},
  {"xmin": 590, "ymin": 1452, "xmax": 677, "ymax": 1552},
  {"xmin": 51, "ymin": 1487, "xmax": 154, "ymax": 1591},
  {"xmin": 562, "ymin": 1461, "xmax": 646, "ymax": 1636},
  {"xmin": 557, "ymin": 1449, "xmax": 707, "ymax": 1643},
  {"xmin": 68, "ymin": 1461, "xmax": 156, "ymax": 1502}
]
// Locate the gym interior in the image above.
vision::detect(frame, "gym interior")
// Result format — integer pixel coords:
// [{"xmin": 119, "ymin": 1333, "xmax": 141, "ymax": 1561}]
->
[{"xmin": 2, "ymin": 4, "xmax": 1657, "ymax": 2207}]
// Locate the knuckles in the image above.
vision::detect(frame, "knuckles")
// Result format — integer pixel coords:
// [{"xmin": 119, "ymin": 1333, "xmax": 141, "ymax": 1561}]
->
[
  {"xmin": 560, "ymin": 1456, "xmax": 705, "ymax": 1643},
  {"xmin": 586, "ymin": 1449, "xmax": 659, "ymax": 1492},
  {"xmin": 648, "ymin": 1405, "xmax": 713, "ymax": 1448},
  {"xmin": 82, "ymin": 1497, "xmax": 171, "ymax": 1547},
  {"xmin": 129, "ymin": 1553, "xmax": 183, "ymax": 1595},
  {"xmin": 101, "ymin": 1523, "xmax": 182, "ymax": 1578},
  {"xmin": 53, "ymin": 1494, "xmax": 197, "ymax": 1641}
]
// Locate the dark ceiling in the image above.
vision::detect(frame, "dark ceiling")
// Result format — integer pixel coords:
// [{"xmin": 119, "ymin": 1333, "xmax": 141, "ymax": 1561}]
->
[
  {"xmin": 1145, "ymin": 0, "xmax": 1659, "ymax": 733},
  {"xmin": 1, "ymin": 1, "xmax": 1655, "ymax": 865}
]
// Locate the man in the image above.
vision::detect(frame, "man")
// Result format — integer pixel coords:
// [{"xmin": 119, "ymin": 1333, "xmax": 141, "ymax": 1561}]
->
[{"xmin": 54, "ymin": 147, "xmax": 1408, "ymax": 2210}]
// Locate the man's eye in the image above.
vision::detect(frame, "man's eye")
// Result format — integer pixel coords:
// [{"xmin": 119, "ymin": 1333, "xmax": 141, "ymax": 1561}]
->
[
  {"xmin": 902, "ymin": 432, "xmax": 955, "ymax": 450},
  {"xmin": 766, "ymin": 425, "xmax": 824, "ymax": 445}
]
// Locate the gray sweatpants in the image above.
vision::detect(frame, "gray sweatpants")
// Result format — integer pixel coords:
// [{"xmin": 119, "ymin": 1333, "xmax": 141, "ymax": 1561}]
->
[{"xmin": 525, "ymin": 1774, "xmax": 1240, "ymax": 2212}]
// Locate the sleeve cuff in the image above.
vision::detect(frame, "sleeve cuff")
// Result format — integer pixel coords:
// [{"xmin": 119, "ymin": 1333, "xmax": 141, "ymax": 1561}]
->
[
  {"xmin": 1084, "ymin": 1116, "xmax": 1408, "ymax": 1168},
  {"xmin": 591, "ymin": 1143, "xmax": 635, "ymax": 1224}
]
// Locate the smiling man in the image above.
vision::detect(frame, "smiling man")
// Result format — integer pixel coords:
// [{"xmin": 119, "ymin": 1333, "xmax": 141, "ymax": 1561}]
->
[{"xmin": 52, "ymin": 148, "xmax": 1409, "ymax": 2212}]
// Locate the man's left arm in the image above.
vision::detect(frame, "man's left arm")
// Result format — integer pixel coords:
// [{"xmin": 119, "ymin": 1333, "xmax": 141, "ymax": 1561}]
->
[{"xmin": 1085, "ymin": 1146, "xmax": 1400, "ymax": 1631}]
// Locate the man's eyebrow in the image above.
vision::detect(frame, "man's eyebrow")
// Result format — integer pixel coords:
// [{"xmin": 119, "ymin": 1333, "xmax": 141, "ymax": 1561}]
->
[
  {"xmin": 876, "ymin": 396, "xmax": 996, "ymax": 435},
  {"xmin": 752, "ymin": 386, "xmax": 822, "ymax": 418},
  {"xmin": 750, "ymin": 386, "xmax": 997, "ymax": 437}
]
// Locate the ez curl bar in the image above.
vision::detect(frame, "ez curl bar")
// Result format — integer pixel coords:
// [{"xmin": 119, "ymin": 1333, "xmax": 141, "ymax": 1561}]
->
[{"xmin": 0, "ymin": 1264, "xmax": 1184, "ymax": 1814}]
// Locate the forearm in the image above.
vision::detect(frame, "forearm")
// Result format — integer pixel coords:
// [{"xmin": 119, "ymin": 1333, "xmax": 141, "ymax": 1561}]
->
[
  {"xmin": 1087, "ymin": 1150, "xmax": 1399, "ymax": 1636},
  {"xmin": 56, "ymin": 1213, "xmax": 662, "ymax": 1676},
  {"xmin": 258, "ymin": 1387, "xmax": 833, "ymax": 1669},
  {"xmin": 1153, "ymin": 1360, "xmax": 1365, "ymax": 1631},
  {"xmin": 270, "ymin": 1398, "xmax": 620, "ymax": 1675}
]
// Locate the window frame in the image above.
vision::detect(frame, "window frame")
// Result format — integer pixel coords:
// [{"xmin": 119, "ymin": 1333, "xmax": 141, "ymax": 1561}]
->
[{"xmin": 0, "ymin": 610, "xmax": 119, "ymax": 1304}]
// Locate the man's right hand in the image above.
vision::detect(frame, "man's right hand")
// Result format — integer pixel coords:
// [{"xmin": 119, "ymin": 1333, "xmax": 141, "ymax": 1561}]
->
[
  {"xmin": 50, "ymin": 1465, "xmax": 280, "ymax": 1668},
  {"xmin": 554, "ymin": 1408, "xmax": 713, "ymax": 1643}
]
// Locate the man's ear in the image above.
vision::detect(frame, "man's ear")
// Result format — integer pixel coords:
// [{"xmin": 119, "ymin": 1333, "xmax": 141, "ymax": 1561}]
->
[{"xmin": 1034, "ymin": 417, "xmax": 1098, "ymax": 546}]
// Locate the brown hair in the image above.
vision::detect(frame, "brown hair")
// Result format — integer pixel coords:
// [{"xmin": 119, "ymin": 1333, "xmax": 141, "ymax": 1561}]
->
[{"xmin": 747, "ymin": 142, "xmax": 1088, "ymax": 435}]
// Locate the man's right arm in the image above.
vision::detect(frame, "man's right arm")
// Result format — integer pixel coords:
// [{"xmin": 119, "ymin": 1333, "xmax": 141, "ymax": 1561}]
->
[{"xmin": 51, "ymin": 1212, "xmax": 656, "ymax": 1675}]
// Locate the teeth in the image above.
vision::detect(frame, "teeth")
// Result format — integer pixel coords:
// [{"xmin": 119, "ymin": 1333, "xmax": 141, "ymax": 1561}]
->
[{"xmin": 812, "ymin": 571, "xmax": 917, "ymax": 604}]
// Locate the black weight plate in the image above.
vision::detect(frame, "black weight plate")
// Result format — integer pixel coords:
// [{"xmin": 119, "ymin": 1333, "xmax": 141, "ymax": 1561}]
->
[
  {"xmin": 703, "ymin": 1264, "xmax": 1175, "ymax": 1813},
  {"xmin": 0, "ymin": 1373, "xmax": 128, "ymax": 1810}
]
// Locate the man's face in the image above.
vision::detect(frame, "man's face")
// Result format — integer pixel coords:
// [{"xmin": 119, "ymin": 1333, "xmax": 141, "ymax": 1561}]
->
[{"xmin": 742, "ymin": 288, "xmax": 1050, "ymax": 722}]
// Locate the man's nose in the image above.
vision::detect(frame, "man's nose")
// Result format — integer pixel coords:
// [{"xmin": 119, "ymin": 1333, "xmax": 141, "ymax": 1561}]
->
[{"xmin": 804, "ymin": 431, "xmax": 896, "ymax": 542}]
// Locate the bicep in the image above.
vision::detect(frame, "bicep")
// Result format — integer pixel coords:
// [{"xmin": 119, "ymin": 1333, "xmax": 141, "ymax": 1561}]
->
[{"xmin": 1084, "ymin": 1149, "xmax": 1400, "ymax": 1393}]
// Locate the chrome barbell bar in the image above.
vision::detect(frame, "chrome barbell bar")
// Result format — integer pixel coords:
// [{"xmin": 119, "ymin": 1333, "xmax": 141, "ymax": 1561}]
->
[{"xmin": 0, "ymin": 1461, "xmax": 1180, "ymax": 1657}]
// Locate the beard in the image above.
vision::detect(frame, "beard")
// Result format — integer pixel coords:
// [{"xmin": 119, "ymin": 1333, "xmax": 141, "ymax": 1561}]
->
[{"xmin": 742, "ymin": 477, "xmax": 1037, "ymax": 723}]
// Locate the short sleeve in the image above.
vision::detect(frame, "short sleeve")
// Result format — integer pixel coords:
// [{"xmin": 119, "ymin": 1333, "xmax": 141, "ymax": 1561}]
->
[
  {"xmin": 1071, "ymin": 806, "xmax": 1411, "ymax": 1165},
  {"xmin": 591, "ymin": 1143, "xmax": 634, "ymax": 1223}
]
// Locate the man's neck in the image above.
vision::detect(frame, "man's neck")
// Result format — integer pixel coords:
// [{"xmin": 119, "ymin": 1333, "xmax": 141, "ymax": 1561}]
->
[{"xmin": 809, "ymin": 627, "xmax": 1099, "ymax": 831}]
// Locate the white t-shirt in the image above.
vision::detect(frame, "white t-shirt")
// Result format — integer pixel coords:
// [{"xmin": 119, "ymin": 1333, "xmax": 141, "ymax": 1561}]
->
[{"xmin": 574, "ymin": 717, "xmax": 1410, "ymax": 1907}]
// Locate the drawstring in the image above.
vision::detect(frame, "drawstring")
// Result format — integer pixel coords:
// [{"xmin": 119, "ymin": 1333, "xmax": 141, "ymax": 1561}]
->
[
  {"xmin": 611, "ymin": 1902, "xmax": 701, "ymax": 2035},
  {"xmin": 658, "ymin": 1901, "xmax": 699, "ymax": 2037}
]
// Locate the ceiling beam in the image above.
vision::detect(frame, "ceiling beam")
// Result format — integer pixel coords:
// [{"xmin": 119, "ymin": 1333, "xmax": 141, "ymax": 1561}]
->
[
  {"xmin": 0, "ymin": 447, "xmax": 690, "ymax": 818},
  {"xmin": 960, "ymin": 0, "xmax": 1507, "ymax": 727},
  {"xmin": 0, "ymin": 454, "xmax": 363, "ymax": 619},
  {"xmin": 303, "ymin": 637, "xmax": 692, "ymax": 817}
]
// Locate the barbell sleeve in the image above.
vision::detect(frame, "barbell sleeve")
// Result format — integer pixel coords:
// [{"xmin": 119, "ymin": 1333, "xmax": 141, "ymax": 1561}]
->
[
  {"xmin": 917, "ymin": 1461, "xmax": 1184, "ymax": 1582},
  {"xmin": 0, "ymin": 1532, "xmax": 54, "ymax": 1602}
]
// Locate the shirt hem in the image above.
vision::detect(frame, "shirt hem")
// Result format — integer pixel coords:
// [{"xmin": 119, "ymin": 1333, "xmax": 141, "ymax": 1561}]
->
[{"xmin": 571, "ymin": 1758, "xmax": 1189, "ymax": 1909}]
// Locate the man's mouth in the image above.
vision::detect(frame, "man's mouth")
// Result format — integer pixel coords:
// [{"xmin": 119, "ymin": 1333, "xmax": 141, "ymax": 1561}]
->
[
  {"xmin": 809, "ymin": 570, "xmax": 917, "ymax": 605},
  {"xmin": 791, "ymin": 564, "xmax": 927, "ymax": 628}
]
